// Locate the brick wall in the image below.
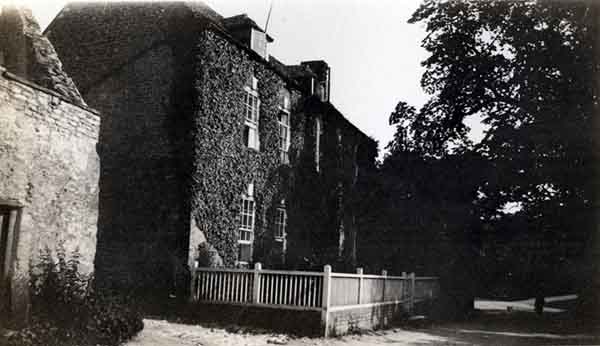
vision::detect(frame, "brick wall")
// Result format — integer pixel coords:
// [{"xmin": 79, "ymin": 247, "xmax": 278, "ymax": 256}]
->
[{"xmin": 0, "ymin": 67, "xmax": 99, "ymax": 322}]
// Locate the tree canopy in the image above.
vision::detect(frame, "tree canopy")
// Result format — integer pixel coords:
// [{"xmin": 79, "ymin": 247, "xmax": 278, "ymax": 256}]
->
[{"xmin": 380, "ymin": 0, "xmax": 598, "ymax": 302}]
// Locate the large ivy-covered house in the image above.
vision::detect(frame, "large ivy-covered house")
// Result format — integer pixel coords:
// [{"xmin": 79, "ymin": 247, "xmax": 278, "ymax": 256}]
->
[{"xmin": 46, "ymin": 2, "xmax": 377, "ymax": 297}]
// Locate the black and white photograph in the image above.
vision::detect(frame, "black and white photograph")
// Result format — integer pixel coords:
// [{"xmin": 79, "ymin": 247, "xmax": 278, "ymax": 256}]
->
[{"xmin": 1, "ymin": 0, "xmax": 600, "ymax": 345}]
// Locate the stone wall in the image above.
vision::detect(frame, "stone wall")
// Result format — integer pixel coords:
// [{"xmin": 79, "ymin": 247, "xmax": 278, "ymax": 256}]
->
[
  {"xmin": 0, "ymin": 67, "xmax": 99, "ymax": 322},
  {"xmin": 328, "ymin": 299, "xmax": 437, "ymax": 336},
  {"xmin": 327, "ymin": 303, "xmax": 408, "ymax": 336},
  {"xmin": 85, "ymin": 43, "xmax": 191, "ymax": 297},
  {"xmin": 47, "ymin": 1, "xmax": 214, "ymax": 298},
  {"xmin": 0, "ymin": 5, "xmax": 84, "ymax": 105}
]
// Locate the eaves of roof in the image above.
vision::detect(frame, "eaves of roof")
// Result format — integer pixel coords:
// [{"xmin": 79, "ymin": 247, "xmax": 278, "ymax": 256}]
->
[{"xmin": 304, "ymin": 96, "xmax": 374, "ymax": 142}]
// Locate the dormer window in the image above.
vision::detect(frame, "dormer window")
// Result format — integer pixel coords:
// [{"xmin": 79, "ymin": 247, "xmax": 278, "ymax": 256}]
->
[
  {"xmin": 243, "ymin": 76, "xmax": 260, "ymax": 150},
  {"xmin": 251, "ymin": 29, "xmax": 268, "ymax": 58},
  {"xmin": 223, "ymin": 14, "xmax": 273, "ymax": 59},
  {"xmin": 278, "ymin": 94, "xmax": 291, "ymax": 164}
]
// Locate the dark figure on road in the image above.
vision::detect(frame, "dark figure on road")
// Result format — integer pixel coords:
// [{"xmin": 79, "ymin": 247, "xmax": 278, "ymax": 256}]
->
[{"xmin": 535, "ymin": 291, "xmax": 545, "ymax": 314}]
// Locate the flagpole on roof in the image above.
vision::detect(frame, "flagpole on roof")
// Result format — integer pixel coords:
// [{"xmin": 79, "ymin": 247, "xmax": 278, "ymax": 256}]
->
[{"xmin": 264, "ymin": 0, "xmax": 274, "ymax": 34}]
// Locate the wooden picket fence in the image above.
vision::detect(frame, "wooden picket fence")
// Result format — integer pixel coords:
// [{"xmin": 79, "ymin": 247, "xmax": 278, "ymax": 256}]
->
[
  {"xmin": 191, "ymin": 263, "xmax": 440, "ymax": 336},
  {"xmin": 193, "ymin": 263, "xmax": 323, "ymax": 310}
]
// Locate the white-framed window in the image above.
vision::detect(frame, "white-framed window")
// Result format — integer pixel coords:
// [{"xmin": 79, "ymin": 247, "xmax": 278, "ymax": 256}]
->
[
  {"xmin": 238, "ymin": 184, "xmax": 255, "ymax": 264},
  {"xmin": 244, "ymin": 77, "xmax": 260, "ymax": 150},
  {"xmin": 251, "ymin": 28, "xmax": 268, "ymax": 58},
  {"xmin": 315, "ymin": 117, "xmax": 322, "ymax": 172},
  {"xmin": 278, "ymin": 95, "xmax": 291, "ymax": 164},
  {"xmin": 239, "ymin": 184, "xmax": 255, "ymax": 244},
  {"xmin": 274, "ymin": 206, "xmax": 287, "ymax": 240}
]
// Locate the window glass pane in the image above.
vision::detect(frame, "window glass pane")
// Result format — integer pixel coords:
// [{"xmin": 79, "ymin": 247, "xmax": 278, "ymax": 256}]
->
[
  {"xmin": 247, "ymin": 127, "xmax": 257, "ymax": 150},
  {"xmin": 239, "ymin": 195, "xmax": 255, "ymax": 245},
  {"xmin": 243, "ymin": 126, "xmax": 249, "ymax": 146},
  {"xmin": 238, "ymin": 243, "xmax": 252, "ymax": 262},
  {"xmin": 275, "ymin": 208, "xmax": 286, "ymax": 238},
  {"xmin": 244, "ymin": 91, "xmax": 260, "ymax": 124}
]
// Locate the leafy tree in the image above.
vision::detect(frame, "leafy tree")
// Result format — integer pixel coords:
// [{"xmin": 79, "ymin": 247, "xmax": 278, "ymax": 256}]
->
[{"xmin": 383, "ymin": 0, "xmax": 599, "ymax": 314}]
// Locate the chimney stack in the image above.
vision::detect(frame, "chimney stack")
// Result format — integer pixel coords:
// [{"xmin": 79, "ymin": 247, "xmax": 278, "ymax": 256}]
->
[{"xmin": 301, "ymin": 60, "xmax": 330, "ymax": 102}]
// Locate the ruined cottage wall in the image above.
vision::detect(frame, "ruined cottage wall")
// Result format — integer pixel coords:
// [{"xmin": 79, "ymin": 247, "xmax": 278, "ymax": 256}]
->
[
  {"xmin": 0, "ymin": 68, "xmax": 99, "ymax": 319},
  {"xmin": 84, "ymin": 44, "xmax": 191, "ymax": 295},
  {"xmin": 0, "ymin": 6, "xmax": 84, "ymax": 105}
]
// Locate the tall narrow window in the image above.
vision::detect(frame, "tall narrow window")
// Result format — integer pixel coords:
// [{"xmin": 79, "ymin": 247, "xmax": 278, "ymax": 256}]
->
[
  {"xmin": 244, "ymin": 76, "xmax": 260, "ymax": 150},
  {"xmin": 315, "ymin": 117, "xmax": 322, "ymax": 172},
  {"xmin": 278, "ymin": 95, "xmax": 291, "ymax": 164},
  {"xmin": 238, "ymin": 184, "xmax": 255, "ymax": 264},
  {"xmin": 274, "ymin": 206, "xmax": 287, "ymax": 240}
]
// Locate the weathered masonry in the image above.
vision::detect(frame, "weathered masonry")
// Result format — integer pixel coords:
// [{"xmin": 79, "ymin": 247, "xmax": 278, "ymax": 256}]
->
[
  {"xmin": 47, "ymin": 2, "xmax": 377, "ymax": 298},
  {"xmin": 0, "ymin": 6, "xmax": 100, "ymax": 324}
]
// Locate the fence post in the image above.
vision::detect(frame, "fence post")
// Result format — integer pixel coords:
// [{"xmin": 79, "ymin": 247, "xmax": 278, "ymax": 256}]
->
[
  {"xmin": 410, "ymin": 272, "xmax": 416, "ymax": 313},
  {"xmin": 381, "ymin": 269, "xmax": 387, "ymax": 303},
  {"xmin": 321, "ymin": 264, "xmax": 332, "ymax": 337},
  {"xmin": 356, "ymin": 267, "xmax": 363, "ymax": 305},
  {"xmin": 189, "ymin": 261, "xmax": 199, "ymax": 302},
  {"xmin": 252, "ymin": 262, "xmax": 262, "ymax": 304}
]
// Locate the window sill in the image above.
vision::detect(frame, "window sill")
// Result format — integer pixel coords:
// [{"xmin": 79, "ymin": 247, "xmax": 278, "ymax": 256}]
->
[{"xmin": 235, "ymin": 261, "xmax": 249, "ymax": 268}]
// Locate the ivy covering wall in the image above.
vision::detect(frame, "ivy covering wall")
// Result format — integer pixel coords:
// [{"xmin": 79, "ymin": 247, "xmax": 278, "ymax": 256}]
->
[
  {"xmin": 190, "ymin": 30, "xmax": 296, "ymax": 266},
  {"xmin": 189, "ymin": 29, "xmax": 378, "ymax": 270}
]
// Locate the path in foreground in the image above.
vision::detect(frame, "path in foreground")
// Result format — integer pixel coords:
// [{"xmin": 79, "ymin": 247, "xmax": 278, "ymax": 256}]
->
[
  {"xmin": 124, "ymin": 319, "xmax": 456, "ymax": 346},
  {"xmin": 126, "ymin": 295, "xmax": 600, "ymax": 346},
  {"xmin": 125, "ymin": 317, "xmax": 600, "ymax": 346}
]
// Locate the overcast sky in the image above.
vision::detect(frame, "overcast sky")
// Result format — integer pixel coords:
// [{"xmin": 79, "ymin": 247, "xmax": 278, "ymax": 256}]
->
[{"xmin": 14, "ymin": 0, "xmax": 434, "ymax": 156}]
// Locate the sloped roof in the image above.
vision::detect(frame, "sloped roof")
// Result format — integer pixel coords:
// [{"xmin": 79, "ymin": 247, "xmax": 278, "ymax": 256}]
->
[
  {"xmin": 0, "ymin": 5, "xmax": 85, "ymax": 105},
  {"xmin": 45, "ymin": 1, "xmax": 291, "ymax": 95},
  {"xmin": 303, "ymin": 95, "xmax": 374, "ymax": 141},
  {"xmin": 46, "ymin": 2, "xmax": 198, "ymax": 93}
]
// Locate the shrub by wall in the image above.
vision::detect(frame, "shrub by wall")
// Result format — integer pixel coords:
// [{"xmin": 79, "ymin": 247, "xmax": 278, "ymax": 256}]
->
[{"xmin": 4, "ymin": 245, "xmax": 143, "ymax": 346}]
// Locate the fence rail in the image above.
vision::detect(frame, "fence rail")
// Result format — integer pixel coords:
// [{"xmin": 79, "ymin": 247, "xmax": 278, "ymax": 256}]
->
[{"xmin": 192, "ymin": 263, "xmax": 440, "ymax": 336}]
